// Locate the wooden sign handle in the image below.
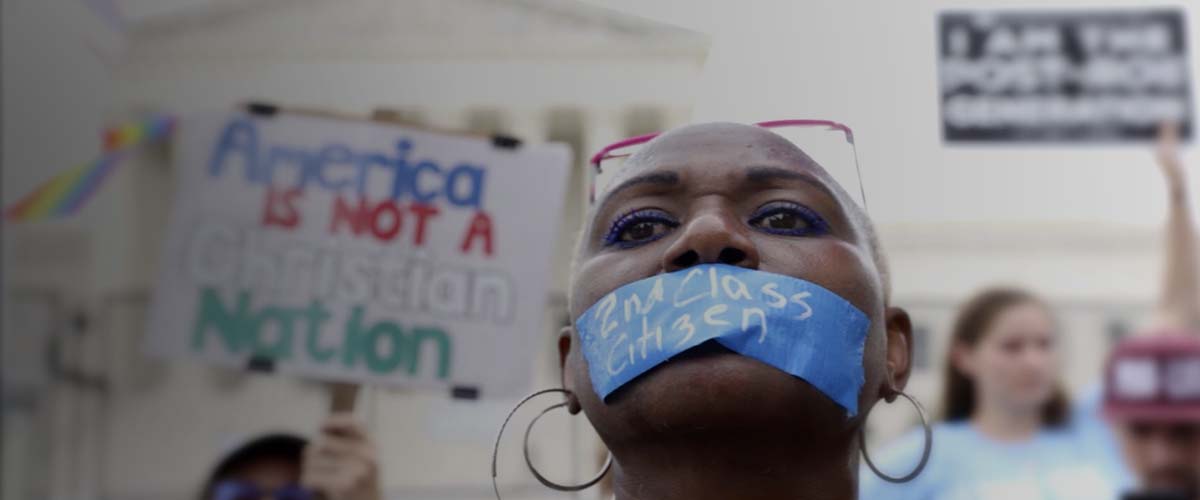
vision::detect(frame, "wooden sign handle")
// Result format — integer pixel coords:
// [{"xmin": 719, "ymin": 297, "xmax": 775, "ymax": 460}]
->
[{"xmin": 328, "ymin": 382, "xmax": 360, "ymax": 413}]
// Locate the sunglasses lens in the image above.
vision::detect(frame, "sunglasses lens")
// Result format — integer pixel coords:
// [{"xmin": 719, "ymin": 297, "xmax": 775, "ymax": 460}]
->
[
  {"xmin": 592, "ymin": 143, "xmax": 646, "ymax": 202},
  {"xmin": 590, "ymin": 123, "xmax": 866, "ymax": 211},
  {"xmin": 274, "ymin": 485, "xmax": 316, "ymax": 500},
  {"xmin": 759, "ymin": 124, "xmax": 865, "ymax": 210},
  {"xmin": 212, "ymin": 481, "xmax": 259, "ymax": 500}
]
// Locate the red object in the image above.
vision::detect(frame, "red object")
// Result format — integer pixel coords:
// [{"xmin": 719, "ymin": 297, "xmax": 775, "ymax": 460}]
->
[
  {"xmin": 1103, "ymin": 332, "xmax": 1200, "ymax": 422},
  {"xmin": 459, "ymin": 211, "xmax": 494, "ymax": 256}
]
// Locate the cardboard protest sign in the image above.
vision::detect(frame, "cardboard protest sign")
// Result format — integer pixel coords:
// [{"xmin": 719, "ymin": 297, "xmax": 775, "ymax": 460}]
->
[
  {"xmin": 938, "ymin": 8, "xmax": 1193, "ymax": 143},
  {"xmin": 146, "ymin": 110, "xmax": 570, "ymax": 397}
]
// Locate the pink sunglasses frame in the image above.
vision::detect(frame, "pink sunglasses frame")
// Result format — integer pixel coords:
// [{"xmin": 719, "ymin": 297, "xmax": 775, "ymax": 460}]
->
[{"xmin": 587, "ymin": 119, "xmax": 863, "ymax": 206}]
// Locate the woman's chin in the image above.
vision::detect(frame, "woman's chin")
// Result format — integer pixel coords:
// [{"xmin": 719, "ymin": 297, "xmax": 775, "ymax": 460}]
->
[{"xmin": 595, "ymin": 346, "xmax": 851, "ymax": 440}]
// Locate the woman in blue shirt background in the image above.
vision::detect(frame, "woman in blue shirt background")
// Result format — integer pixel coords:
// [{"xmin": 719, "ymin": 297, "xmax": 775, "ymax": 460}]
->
[{"xmin": 860, "ymin": 288, "xmax": 1117, "ymax": 500}]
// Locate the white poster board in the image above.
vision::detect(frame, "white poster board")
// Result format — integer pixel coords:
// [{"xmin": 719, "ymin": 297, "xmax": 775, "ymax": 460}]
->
[{"xmin": 146, "ymin": 109, "xmax": 570, "ymax": 397}]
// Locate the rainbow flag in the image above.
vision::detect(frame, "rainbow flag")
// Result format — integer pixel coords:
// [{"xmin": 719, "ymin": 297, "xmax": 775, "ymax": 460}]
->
[{"xmin": 5, "ymin": 115, "xmax": 175, "ymax": 222}]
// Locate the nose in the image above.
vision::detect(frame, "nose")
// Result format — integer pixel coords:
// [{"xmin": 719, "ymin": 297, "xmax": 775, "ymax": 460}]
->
[
  {"xmin": 1021, "ymin": 341, "xmax": 1053, "ymax": 370},
  {"xmin": 662, "ymin": 209, "xmax": 760, "ymax": 272}
]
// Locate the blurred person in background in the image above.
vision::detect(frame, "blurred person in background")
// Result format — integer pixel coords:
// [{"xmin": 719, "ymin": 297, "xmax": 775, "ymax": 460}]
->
[
  {"xmin": 198, "ymin": 414, "xmax": 381, "ymax": 500},
  {"xmin": 860, "ymin": 287, "xmax": 1112, "ymax": 499},
  {"xmin": 547, "ymin": 122, "xmax": 916, "ymax": 500},
  {"xmin": 1096, "ymin": 123, "xmax": 1200, "ymax": 500},
  {"xmin": 1103, "ymin": 335, "xmax": 1200, "ymax": 500}
]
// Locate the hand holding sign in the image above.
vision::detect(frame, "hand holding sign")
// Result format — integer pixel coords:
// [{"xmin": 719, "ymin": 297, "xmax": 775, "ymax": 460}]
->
[{"xmin": 301, "ymin": 414, "xmax": 382, "ymax": 500}]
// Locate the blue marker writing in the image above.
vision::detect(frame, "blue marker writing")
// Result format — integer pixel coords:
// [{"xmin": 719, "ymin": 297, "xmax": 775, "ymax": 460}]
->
[
  {"xmin": 208, "ymin": 117, "xmax": 488, "ymax": 209},
  {"xmin": 576, "ymin": 264, "xmax": 871, "ymax": 415}
]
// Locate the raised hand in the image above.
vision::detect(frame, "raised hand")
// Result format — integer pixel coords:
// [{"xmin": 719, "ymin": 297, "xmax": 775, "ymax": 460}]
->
[{"xmin": 1156, "ymin": 121, "xmax": 1186, "ymax": 193}]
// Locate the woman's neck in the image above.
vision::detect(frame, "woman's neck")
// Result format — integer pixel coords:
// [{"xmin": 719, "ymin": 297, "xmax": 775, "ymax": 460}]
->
[
  {"xmin": 970, "ymin": 400, "xmax": 1041, "ymax": 442},
  {"xmin": 609, "ymin": 432, "xmax": 859, "ymax": 500}
]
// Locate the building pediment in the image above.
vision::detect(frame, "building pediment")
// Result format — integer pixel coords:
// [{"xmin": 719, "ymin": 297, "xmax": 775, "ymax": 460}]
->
[{"xmin": 123, "ymin": 0, "xmax": 709, "ymax": 62}]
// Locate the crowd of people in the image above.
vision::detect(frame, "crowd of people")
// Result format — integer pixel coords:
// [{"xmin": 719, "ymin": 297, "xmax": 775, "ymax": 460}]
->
[{"xmin": 203, "ymin": 123, "xmax": 1199, "ymax": 500}]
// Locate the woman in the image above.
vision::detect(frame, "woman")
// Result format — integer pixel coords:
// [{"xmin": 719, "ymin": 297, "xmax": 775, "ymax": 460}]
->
[
  {"xmin": 499, "ymin": 121, "xmax": 918, "ymax": 500},
  {"xmin": 860, "ymin": 287, "xmax": 1112, "ymax": 499},
  {"xmin": 198, "ymin": 415, "xmax": 381, "ymax": 500}
]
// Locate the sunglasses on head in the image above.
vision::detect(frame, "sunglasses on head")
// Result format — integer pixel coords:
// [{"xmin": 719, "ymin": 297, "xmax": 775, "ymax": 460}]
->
[
  {"xmin": 211, "ymin": 480, "xmax": 314, "ymax": 500},
  {"xmin": 586, "ymin": 119, "xmax": 866, "ymax": 210}
]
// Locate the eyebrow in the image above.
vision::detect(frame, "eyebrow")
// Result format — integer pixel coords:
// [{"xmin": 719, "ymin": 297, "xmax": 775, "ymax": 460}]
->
[
  {"xmin": 598, "ymin": 171, "xmax": 681, "ymax": 206},
  {"xmin": 743, "ymin": 166, "xmax": 841, "ymax": 203},
  {"xmin": 597, "ymin": 166, "xmax": 842, "ymax": 210}
]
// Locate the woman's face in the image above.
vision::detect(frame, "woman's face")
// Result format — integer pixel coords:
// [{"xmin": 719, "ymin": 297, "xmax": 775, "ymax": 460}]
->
[
  {"xmin": 560, "ymin": 122, "xmax": 911, "ymax": 453},
  {"xmin": 956, "ymin": 302, "xmax": 1059, "ymax": 415}
]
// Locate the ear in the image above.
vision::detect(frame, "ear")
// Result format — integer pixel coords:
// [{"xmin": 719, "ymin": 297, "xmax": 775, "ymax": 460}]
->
[
  {"xmin": 558, "ymin": 326, "xmax": 582, "ymax": 414},
  {"xmin": 882, "ymin": 306, "xmax": 914, "ymax": 403}
]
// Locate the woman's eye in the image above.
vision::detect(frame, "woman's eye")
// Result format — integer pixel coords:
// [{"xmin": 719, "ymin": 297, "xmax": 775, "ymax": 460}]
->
[
  {"xmin": 622, "ymin": 221, "xmax": 666, "ymax": 242},
  {"xmin": 748, "ymin": 202, "xmax": 828, "ymax": 236},
  {"xmin": 758, "ymin": 212, "xmax": 807, "ymax": 231},
  {"xmin": 604, "ymin": 209, "xmax": 679, "ymax": 248}
]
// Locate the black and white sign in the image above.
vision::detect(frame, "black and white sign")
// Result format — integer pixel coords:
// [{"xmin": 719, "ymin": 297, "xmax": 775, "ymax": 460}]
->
[{"xmin": 938, "ymin": 8, "xmax": 1193, "ymax": 143}]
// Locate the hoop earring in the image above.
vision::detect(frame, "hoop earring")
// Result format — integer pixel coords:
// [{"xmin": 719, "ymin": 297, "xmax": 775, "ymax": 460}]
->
[
  {"xmin": 491, "ymin": 388, "xmax": 613, "ymax": 499},
  {"xmin": 859, "ymin": 391, "xmax": 932, "ymax": 484}
]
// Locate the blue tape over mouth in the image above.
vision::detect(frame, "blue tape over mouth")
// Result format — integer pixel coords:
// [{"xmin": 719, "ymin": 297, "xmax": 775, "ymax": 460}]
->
[{"xmin": 575, "ymin": 264, "xmax": 870, "ymax": 416}]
